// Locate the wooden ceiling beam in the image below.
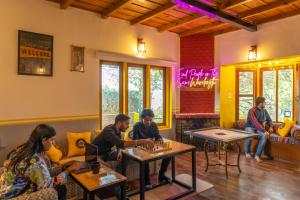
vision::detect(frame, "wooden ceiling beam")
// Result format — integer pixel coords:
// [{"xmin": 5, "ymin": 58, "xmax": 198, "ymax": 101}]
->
[
  {"xmin": 101, "ymin": 0, "xmax": 134, "ymax": 19},
  {"xmin": 131, "ymin": 2, "xmax": 176, "ymax": 25},
  {"xmin": 158, "ymin": 13, "xmax": 204, "ymax": 32},
  {"xmin": 60, "ymin": 0, "xmax": 76, "ymax": 9},
  {"xmin": 157, "ymin": 0, "xmax": 252, "ymax": 32},
  {"xmin": 177, "ymin": 0, "xmax": 257, "ymax": 31},
  {"xmin": 179, "ymin": 21, "xmax": 223, "ymax": 37},
  {"xmin": 238, "ymin": 0, "xmax": 299, "ymax": 18}
]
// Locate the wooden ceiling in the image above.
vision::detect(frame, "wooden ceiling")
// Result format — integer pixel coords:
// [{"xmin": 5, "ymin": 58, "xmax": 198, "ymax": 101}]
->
[{"xmin": 49, "ymin": 0, "xmax": 300, "ymax": 36}]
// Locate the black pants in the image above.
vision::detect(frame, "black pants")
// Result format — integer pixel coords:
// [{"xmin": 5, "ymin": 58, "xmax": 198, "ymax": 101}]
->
[
  {"xmin": 144, "ymin": 158, "xmax": 171, "ymax": 184},
  {"xmin": 101, "ymin": 149, "xmax": 128, "ymax": 174},
  {"xmin": 55, "ymin": 185, "xmax": 67, "ymax": 200}
]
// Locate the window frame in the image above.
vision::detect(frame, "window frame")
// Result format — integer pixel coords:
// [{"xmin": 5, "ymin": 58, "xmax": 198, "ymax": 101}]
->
[
  {"xmin": 127, "ymin": 63, "xmax": 146, "ymax": 120},
  {"xmin": 99, "ymin": 61, "xmax": 123, "ymax": 128},
  {"xmin": 99, "ymin": 61, "xmax": 170, "ymax": 129},
  {"xmin": 260, "ymin": 66, "xmax": 295, "ymax": 122},
  {"xmin": 150, "ymin": 66, "xmax": 167, "ymax": 126},
  {"xmin": 236, "ymin": 68, "xmax": 257, "ymax": 121}
]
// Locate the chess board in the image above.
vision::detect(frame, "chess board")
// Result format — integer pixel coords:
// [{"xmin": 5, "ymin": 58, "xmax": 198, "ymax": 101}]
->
[{"xmin": 137, "ymin": 141, "xmax": 172, "ymax": 153}]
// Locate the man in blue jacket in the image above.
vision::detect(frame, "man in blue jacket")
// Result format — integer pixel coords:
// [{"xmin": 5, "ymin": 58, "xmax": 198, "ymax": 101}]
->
[{"xmin": 245, "ymin": 97, "xmax": 274, "ymax": 162}]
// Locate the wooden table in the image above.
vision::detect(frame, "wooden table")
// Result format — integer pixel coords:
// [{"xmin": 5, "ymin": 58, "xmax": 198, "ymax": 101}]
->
[
  {"xmin": 121, "ymin": 139, "xmax": 197, "ymax": 200},
  {"xmin": 69, "ymin": 164, "xmax": 127, "ymax": 200},
  {"xmin": 184, "ymin": 127, "xmax": 258, "ymax": 178}
]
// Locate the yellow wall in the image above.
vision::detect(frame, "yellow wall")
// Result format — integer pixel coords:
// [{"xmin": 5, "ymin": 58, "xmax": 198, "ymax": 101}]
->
[
  {"xmin": 220, "ymin": 65, "xmax": 236, "ymax": 128},
  {"xmin": 220, "ymin": 60, "xmax": 298, "ymax": 127}
]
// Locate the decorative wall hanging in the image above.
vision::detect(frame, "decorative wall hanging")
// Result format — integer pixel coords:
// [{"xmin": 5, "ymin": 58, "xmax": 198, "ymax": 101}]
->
[
  {"xmin": 71, "ymin": 45, "xmax": 85, "ymax": 72},
  {"xmin": 18, "ymin": 30, "xmax": 53, "ymax": 76}
]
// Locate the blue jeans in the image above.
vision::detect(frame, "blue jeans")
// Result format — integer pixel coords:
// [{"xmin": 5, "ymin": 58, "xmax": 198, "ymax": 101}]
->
[{"xmin": 245, "ymin": 127, "xmax": 267, "ymax": 157}]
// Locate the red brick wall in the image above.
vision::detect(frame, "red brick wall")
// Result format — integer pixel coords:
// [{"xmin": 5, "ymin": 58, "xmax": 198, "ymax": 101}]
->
[{"xmin": 180, "ymin": 34, "xmax": 215, "ymax": 113}]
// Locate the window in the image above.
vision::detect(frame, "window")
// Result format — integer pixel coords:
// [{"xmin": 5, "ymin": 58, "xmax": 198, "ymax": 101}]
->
[
  {"xmin": 99, "ymin": 62, "xmax": 170, "ymax": 129},
  {"xmin": 236, "ymin": 70, "xmax": 256, "ymax": 120},
  {"xmin": 150, "ymin": 68, "xmax": 165, "ymax": 124},
  {"xmin": 100, "ymin": 62, "xmax": 121, "ymax": 128},
  {"xmin": 262, "ymin": 67, "xmax": 294, "ymax": 122},
  {"xmin": 262, "ymin": 71, "xmax": 276, "ymax": 120},
  {"xmin": 128, "ymin": 65, "xmax": 145, "ymax": 125}
]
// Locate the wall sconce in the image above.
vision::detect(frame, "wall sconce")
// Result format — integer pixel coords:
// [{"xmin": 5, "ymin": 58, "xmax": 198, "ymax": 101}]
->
[
  {"xmin": 248, "ymin": 45, "xmax": 257, "ymax": 61},
  {"xmin": 137, "ymin": 38, "xmax": 146, "ymax": 55},
  {"xmin": 38, "ymin": 64, "xmax": 45, "ymax": 73}
]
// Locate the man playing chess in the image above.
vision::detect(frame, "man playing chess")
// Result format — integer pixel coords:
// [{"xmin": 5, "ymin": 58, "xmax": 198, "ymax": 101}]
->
[
  {"xmin": 133, "ymin": 109, "xmax": 171, "ymax": 188},
  {"xmin": 92, "ymin": 114, "xmax": 155, "ymax": 172}
]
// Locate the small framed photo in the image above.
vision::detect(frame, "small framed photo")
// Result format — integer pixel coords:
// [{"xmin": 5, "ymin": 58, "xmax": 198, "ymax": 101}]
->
[
  {"xmin": 18, "ymin": 30, "xmax": 53, "ymax": 76},
  {"xmin": 71, "ymin": 45, "xmax": 85, "ymax": 72}
]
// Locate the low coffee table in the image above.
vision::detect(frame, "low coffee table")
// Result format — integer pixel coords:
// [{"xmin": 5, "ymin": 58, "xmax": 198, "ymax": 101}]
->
[
  {"xmin": 185, "ymin": 127, "xmax": 258, "ymax": 178},
  {"xmin": 69, "ymin": 164, "xmax": 127, "ymax": 200}
]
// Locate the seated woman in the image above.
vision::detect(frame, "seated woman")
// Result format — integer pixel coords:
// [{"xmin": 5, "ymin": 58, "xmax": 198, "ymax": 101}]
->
[
  {"xmin": 133, "ymin": 109, "xmax": 171, "ymax": 188},
  {"xmin": 0, "ymin": 124, "xmax": 76, "ymax": 200}
]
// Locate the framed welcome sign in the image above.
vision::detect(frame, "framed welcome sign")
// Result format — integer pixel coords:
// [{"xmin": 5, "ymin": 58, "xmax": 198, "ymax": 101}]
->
[{"xmin": 18, "ymin": 30, "xmax": 53, "ymax": 76}]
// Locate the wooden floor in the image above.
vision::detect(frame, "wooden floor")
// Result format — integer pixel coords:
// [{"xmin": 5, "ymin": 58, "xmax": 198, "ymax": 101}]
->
[
  {"xmin": 173, "ymin": 151, "xmax": 300, "ymax": 200},
  {"xmin": 100, "ymin": 151, "xmax": 300, "ymax": 200}
]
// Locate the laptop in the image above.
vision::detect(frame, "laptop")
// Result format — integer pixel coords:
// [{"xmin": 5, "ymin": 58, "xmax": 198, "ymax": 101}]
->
[{"xmin": 72, "ymin": 143, "xmax": 98, "ymax": 174}]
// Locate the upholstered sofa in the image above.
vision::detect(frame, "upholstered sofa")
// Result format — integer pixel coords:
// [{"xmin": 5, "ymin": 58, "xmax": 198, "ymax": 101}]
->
[{"xmin": 233, "ymin": 119, "xmax": 300, "ymax": 166}]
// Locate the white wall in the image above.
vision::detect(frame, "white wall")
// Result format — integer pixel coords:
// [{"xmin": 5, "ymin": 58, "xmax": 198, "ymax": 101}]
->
[
  {"xmin": 0, "ymin": 0, "xmax": 179, "ymax": 163},
  {"xmin": 0, "ymin": 0, "xmax": 180, "ymax": 120},
  {"xmin": 214, "ymin": 14, "xmax": 300, "ymax": 111}
]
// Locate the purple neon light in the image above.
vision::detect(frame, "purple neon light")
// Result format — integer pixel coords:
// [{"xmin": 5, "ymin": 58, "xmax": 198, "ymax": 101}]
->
[
  {"xmin": 177, "ymin": 68, "xmax": 218, "ymax": 88},
  {"xmin": 173, "ymin": 0, "xmax": 218, "ymax": 19}
]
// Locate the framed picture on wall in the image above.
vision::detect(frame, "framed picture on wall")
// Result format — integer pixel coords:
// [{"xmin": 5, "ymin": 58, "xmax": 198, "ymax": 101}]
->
[
  {"xmin": 71, "ymin": 45, "xmax": 85, "ymax": 72},
  {"xmin": 18, "ymin": 30, "xmax": 53, "ymax": 76}
]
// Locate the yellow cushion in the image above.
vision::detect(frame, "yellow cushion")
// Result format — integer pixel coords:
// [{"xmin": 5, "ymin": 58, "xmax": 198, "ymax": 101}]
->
[
  {"xmin": 133, "ymin": 112, "xmax": 140, "ymax": 123},
  {"xmin": 46, "ymin": 145, "xmax": 63, "ymax": 163},
  {"xmin": 67, "ymin": 132, "xmax": 91, "ymax": 157},
  {"xmin": 124, "ymin": 127, "xmax": 133, "ymax": 141},
  {"xmin": 278, "ymin": 118, "xmax": 294, "ymax": 137}
]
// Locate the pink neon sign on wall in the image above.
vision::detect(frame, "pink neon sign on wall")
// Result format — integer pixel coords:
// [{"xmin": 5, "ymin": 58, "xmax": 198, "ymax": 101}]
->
[{"xmin": 177, "ymin": 68, "xmax": 218, "ymax": 90}]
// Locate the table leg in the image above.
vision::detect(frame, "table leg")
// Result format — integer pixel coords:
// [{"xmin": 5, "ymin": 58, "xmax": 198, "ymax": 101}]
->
[
  {"xmin": 88, "ymin": 192, "xmax": 95, "ymax": 200},
  {"xmin": 140, "ymin": 162, "xmax": 145, "ymax": 200},
  {"xmin": 225, "ymin": 148, "xmax": 228, "ymax": 179},
  {"xmin": 218, "ymin": 142, "xmax": 221, "ymax": 160},
  {"xmin": 121, "ymin": 153, "xmax": 126, "ymax": 176},
  {"xmin": 172, "ymin": 156, "xmax": 175, "ymax": 181},
  {"xmin": 204, "ymin": 141, "xmax": 209, "ymax": 172},
  {"xmin": 192, "ymin": 150, "xmax": 197, "ymax": 191},
  {"xmin": 83, "ymin": 190, "xmax": 87, "ymax": 200},
  {"xmin": 236, "ymin": 143, "xmax": 242, "ymax": 173},
  {"xmin": 120, "ymin": 181, "xmax": 126, "ymax": 200}
]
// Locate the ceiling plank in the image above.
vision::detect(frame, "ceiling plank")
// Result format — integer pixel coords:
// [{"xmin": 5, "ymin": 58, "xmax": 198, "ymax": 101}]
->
[
  {"xmin": 131, "ymin": 2, "xmax": 176, "ymax": 25},
  {"xmin": 158, "ymin": 13, "xmax": 204, "ymax": 32},
  {"xmin": 238, "ymin": 0, "xmax": 299, "ymax": 18},
  {"xmin": 60, "ymin": 0, "xmax": 76, "ymax": 9},
  {"xmin": 211, "ymin": 26, "xmax": 240, "ymax": 35},
  {"xmin": 219, "ymin": 0, "xmax": 254, "ymax": 9},
  {"xmin": 257, "ymin": 7, "xmax": 300, "ymax": 24},
  {"xmin": 179, "ymin": 21, "xmax": 223, "ymax": 37},
  {"xmin": 177, "ymin": 0, "xmax": 257, "ymax": 32},
  {"xmin": 101, "ymin": 0, "xmax": 134, "ymax": 19}
]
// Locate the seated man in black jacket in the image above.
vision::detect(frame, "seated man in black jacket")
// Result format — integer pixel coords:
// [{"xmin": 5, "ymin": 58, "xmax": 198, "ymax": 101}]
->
[
  {"xmin": 93, "ymin": 114, "xmax": 154, "ymax": 173},
  {"xmin": 133, "ymin": 109, "xmax": 171, "ymax": 187}
]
